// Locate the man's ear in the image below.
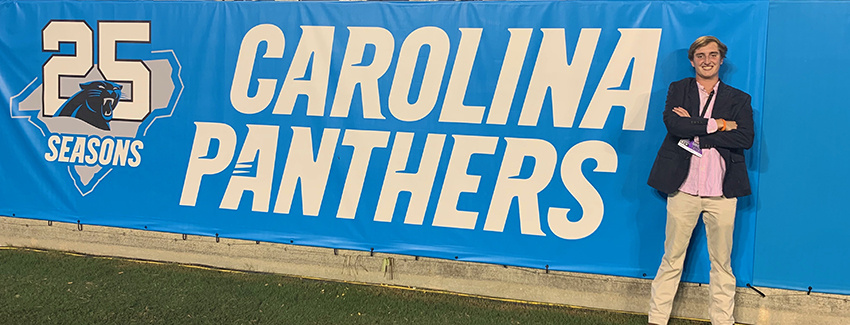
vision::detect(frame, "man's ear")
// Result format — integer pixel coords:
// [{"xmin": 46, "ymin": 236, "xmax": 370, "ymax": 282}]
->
[{"xmin": 690, "ymin": 60, "xmax": 695, "ymax": 68}]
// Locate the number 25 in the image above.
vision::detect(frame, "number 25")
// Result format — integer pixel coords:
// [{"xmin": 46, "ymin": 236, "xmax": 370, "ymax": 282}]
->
[{"xmin": 42, "ymin": 20, "xmax": 151, "ymax": 121}]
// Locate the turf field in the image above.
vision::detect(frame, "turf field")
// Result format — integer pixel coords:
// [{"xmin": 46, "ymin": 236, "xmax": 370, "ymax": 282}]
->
[{"xmin": 0, "ymin": 247, "xmax": 706, "ymax": 324}]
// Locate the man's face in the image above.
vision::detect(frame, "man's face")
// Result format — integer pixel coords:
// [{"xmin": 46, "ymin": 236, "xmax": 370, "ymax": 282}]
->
[{"xmin": 690, "ymin": 42, "xmax": 724, "ymax": 80}]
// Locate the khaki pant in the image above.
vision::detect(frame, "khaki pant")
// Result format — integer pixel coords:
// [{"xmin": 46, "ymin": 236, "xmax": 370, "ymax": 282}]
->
[{"xmin": 648, "ymin": 191, "xmax": 737, "ymax": 325}]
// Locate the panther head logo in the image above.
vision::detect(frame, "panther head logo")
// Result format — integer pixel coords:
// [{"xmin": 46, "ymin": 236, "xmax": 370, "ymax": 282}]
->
[{"xmin": 55, "ymin": 80, "xmax": 123, "ymax": 130}]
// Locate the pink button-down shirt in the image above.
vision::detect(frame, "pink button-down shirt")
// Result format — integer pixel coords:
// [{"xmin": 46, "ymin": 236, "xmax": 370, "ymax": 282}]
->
[{"xmin": 679, "ymin": 82, "xmax": 725, "ymax": 197}]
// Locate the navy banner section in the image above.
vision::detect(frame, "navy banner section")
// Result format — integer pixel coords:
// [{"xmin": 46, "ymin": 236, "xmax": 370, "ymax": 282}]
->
[{"xmin": 0, "ymin": 1, "xmax": 770, "ymax": 288}]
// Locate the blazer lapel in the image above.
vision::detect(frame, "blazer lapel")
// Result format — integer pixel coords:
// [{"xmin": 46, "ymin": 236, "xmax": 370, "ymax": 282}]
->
[
  {"xmin": 686, "ymin": 78, "xmax": 701, "ymax": 117},
  {"xmin": 711, "ymin": 81, "xmax": 728, "ymax": 118}
]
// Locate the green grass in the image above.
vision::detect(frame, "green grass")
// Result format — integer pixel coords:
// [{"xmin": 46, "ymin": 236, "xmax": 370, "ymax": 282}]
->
[{"xmin": 0, "ymin": 247, "xmax": 707, "ymax": 325}]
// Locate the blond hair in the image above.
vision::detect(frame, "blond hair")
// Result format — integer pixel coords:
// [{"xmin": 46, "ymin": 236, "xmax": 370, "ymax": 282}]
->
[{"xmin": 688, "ymin": 36, "xmax": 727, "ymax": 61}]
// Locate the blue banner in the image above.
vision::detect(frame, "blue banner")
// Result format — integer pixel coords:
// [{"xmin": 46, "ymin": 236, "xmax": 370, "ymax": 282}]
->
[
  {"xmin": 754, "ymin": 0, "xmax": 850, "ymax": 295},
  {"xmin": 0, "ymin": 0, "xmax": 767, "ymax": 285}
]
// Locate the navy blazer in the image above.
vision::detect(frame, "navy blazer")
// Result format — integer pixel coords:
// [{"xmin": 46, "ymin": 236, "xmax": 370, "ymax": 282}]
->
[{"xmin": 647, "ymin": 78, "xmax": 754, "ymax": 198}]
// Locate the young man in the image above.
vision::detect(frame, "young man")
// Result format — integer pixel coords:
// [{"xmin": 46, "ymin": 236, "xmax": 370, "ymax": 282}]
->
[{"xmin": 646, "ymin": 36, "xmax": 755, "ymax": 325}]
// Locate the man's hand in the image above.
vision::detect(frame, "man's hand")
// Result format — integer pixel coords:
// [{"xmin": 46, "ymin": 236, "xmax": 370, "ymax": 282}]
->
[
  {"xmin": 716, "ymin": 118, "xmax": 738, "ymax": 131},
  {"xmin": 672, "ymin": 107, "xmax": 690, "ymax": 117}
]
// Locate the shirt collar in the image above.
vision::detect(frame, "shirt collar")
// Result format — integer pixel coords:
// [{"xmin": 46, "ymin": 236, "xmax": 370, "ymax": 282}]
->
[{"xmin": 697, "ymin": 80, "xmax": 721, "ymax": 94}]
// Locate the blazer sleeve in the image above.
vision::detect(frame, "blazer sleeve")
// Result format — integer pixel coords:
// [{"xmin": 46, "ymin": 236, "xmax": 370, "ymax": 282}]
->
[
  {"xmin": 662, "ymin": 80, "xmax": 712, "ymax": 139},
  {"xmin": 699, "ymin": 92, "xmax": 754, "ymax": 150}
]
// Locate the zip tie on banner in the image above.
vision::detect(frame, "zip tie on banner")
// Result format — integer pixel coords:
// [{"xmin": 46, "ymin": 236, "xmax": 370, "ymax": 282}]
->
[
  {"xmin": 77, "ymin": 220, "xmax": 83, "ymax": 231},
  {"xmin": 746, "ymin": 283, "xmax": 766, "ymax": 298}
]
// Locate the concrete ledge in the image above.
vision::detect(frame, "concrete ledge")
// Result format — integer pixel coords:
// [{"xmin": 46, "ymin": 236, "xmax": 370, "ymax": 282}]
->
[{"xmin": 2, "ymin": 216, "xmax": 848, "ymax": 324}]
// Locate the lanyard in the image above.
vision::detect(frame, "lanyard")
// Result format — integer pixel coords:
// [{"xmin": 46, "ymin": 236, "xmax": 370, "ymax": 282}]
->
[{"xmin": 698, "ymin": 90, "xmax": 715, "ymax": 118}]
